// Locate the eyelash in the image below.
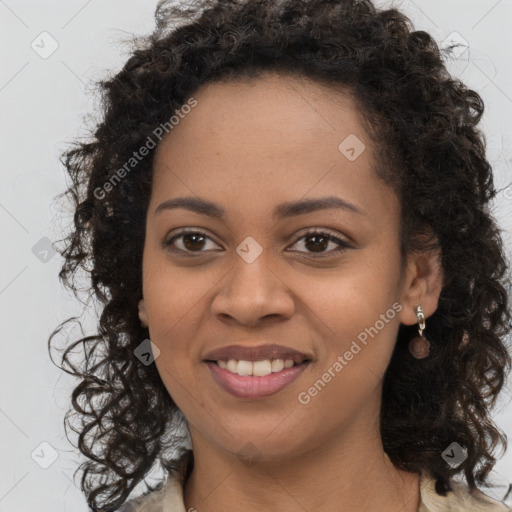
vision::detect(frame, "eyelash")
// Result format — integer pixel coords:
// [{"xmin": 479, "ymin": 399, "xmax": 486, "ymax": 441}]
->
[{"xmin": 163, "ymin": 228, "xmax": 352, "ymax": 258}]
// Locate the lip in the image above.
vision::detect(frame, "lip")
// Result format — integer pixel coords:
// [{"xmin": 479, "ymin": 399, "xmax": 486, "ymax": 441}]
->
[
  {"xmin": 203, "ymin": 344, "xmax": 313, "ymax": 364},
  {"xmin": 206, "ymin": 360, "xmax": 311, "ymax": 399}
]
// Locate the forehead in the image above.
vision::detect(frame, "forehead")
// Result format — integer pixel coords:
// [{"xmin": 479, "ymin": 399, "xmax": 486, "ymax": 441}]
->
[
  {"xmin": 158, "ymin": 72, "xmax": 366, "ymax": 152},
  {"xmin": 150, "ymin": 72, "xmax": 395, "ymax": 224}
]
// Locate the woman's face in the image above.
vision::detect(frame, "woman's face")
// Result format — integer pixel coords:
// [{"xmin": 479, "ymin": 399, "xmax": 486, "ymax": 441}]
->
[{"xmin": 139, "ymin": 72, "xmax": 440, "ymax": 461}]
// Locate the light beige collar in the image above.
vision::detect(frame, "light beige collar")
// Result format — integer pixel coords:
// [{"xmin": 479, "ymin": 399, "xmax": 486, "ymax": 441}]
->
[{"xmin": 418, "ymin": 471, "xmax": 511, "ymax": 512}]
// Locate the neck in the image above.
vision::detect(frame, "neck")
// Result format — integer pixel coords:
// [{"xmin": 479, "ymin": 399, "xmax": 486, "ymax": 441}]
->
[{"xmin": 182, "ymin": 413, "xmax": 421, "ymax": 512}]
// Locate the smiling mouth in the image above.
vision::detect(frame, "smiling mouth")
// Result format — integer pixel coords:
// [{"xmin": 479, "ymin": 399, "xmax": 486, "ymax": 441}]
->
[
  {"xmin": 205, "ymin": 358, "xmax": 311, "ymax": 377},
  {"xmin": 205, "ymin": 358, "xmax": 312, "ymax": 399}
]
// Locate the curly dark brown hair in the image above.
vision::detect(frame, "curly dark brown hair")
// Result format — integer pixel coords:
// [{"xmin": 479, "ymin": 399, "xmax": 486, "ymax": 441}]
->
[{"xmin": 48, "ymin": 0, "xmax": 512, "ymax": 510}]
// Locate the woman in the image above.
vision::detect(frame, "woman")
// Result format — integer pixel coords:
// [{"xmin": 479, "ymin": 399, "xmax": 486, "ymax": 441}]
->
[{"xmin": 49, "ymin": 0, "xmax": 512, "ymax": 510}]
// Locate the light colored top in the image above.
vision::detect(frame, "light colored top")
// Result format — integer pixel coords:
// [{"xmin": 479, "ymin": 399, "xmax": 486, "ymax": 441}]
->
[{"xmin": 116, "ymin": 451, "xmax": 511, "ymax": 512}]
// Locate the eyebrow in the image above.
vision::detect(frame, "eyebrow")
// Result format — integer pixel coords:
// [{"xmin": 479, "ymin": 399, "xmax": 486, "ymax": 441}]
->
[{"xmin": 155, "ymin": 195, "xmax": 367, "ymax": 220}]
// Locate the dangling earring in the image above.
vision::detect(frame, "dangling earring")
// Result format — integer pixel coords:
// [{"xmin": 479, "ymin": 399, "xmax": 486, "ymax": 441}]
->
[{"xmin": 408, "ymin": 305, "xmax": 430, "ymax": 359}]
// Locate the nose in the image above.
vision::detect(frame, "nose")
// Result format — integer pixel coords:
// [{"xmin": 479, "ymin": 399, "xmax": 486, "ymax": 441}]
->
[{"xmin": 210, "ymin": 251, "xmax": 295, "ymax": 327}]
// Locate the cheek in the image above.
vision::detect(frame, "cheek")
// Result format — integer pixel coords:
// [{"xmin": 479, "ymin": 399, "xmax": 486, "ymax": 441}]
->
[
  {"xmin": 309, "ymin": 256, "xmax": 401, "ymax": 327},
  {"xmin": 305, "ymin": 257, "xmax": 403, "ymax": 381},
  {"xmin": 142, "ymin": 254, "xmax": 211, "ymax": 333}
]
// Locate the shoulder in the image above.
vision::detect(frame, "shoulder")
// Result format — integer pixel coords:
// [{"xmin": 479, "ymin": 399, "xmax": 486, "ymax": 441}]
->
[
  {"xmin": 115, "ymin": 482, "xmax": 168, "ymax": 512},
  {"xmin": 419, "ymin": 472, "xmax": 512, "ymax": 512},
  {"xmin": 115, "ymin": 450, "xmax": 193, "ymax": 512}
]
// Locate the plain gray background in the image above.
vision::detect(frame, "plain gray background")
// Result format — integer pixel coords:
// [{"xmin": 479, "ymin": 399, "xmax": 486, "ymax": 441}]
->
[{"xmin": 1, "ymin": 1, "xmax": 511, "ymax": 510}]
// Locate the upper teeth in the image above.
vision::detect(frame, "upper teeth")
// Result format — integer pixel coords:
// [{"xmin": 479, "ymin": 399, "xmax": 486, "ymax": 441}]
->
[{"xmin": 217, "ymin": 359, "xmax": 297, "ymax": 377}]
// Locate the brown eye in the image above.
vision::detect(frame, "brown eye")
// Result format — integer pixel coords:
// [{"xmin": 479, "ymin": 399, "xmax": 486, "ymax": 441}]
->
[
  {"xmin": 304, "ymin": 233, "xmax": 330, "ymax": 253},
  {"xmin": 163, "ymin": 230, "xmax": 220, "ymax": 254},
  {"xmin": 288, "ymin": 229, "xmax": 352, "ymax": 258},
  {"xmin": 181, "ymin": 233, "xmax": 207, "ymax": 251}
]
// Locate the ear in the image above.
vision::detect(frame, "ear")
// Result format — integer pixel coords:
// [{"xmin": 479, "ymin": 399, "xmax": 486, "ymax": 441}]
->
[
  {"xmin": 398, "ymin": 243, "xmax": 444, "ymax": 326},
  {"xmin": 138, "ymin": 298, "xmax": 149, "ymax": 328}
]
